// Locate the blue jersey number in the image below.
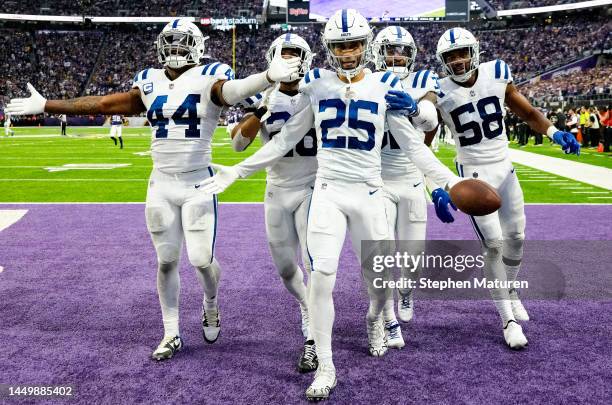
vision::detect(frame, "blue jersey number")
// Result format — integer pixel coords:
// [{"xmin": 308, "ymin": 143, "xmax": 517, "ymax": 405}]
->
[
  {"xmin": 147, "ymin": 94, "xmax": 201, "ymax": 138},
  {"xmin": 450, "ymin": 96, "xmax": 504, "ymax": 147},
  {"xmin": 319, "ymin": 98, "xmax": 378, "ymax": 151},
  {"xmin": 267, "ymin": 111, "xmax": 317, "ymax": 157},
  {"xmin": 382, "ymin": 131, "xmax": 401, "ymax": 150}
]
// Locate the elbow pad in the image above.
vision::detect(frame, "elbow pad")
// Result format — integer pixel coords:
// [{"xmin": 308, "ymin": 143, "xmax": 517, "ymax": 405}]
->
[{"xmin": 412, "ymin": 100, "xmax": 438, "ymax": 132}]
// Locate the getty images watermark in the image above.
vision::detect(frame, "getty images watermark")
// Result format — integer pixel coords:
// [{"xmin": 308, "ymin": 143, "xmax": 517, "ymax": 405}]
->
[
  {"xmin": 370, "ymin": 250, "xmax": 529, "ymax": 291},
  {"xmin": 358, "ymin": 240, "xmax": 612, "ymax": 300}
]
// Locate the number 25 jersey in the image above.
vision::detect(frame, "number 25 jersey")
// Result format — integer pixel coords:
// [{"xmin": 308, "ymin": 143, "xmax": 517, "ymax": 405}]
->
[
  {"xmin": 300, "ymin": 68, "xmax": 402, "ymax": 184},
  {"xmin": 436, "ymin": 59, "xmax": 512, "ymax": 165},
  {"xmin": 132, "ymin": 62, "xmax": 234, "ymax": 173}
]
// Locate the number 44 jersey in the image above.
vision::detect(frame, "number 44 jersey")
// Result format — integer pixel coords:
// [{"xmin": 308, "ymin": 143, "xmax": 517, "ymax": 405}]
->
[
  {"xmin": 132, "ymin": 62, "xmax": 234, "ymax": 173},
  {"xmin": 436, "ymin": 59, "xmax": 512, "ymax": 165}
]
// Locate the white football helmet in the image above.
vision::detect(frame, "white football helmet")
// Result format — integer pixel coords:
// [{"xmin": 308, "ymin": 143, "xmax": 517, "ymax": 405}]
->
[
  {"xmin": 436, "ymin": 27, "xmax": 480, "ymax": 83},
  {"xmin": 322, "ymin": 9, "xmax": 373, "ymax": 78},
  {"xmin": 372, "ymin": 26, "xmax": 416, "ymax": 79},
  {"xmin": 265, "ymin": 33, "xmax": 313, "ymax": 81},
  {"xmin": 157, "ymin": 18, "xmax": 206, "ymax": 69}
]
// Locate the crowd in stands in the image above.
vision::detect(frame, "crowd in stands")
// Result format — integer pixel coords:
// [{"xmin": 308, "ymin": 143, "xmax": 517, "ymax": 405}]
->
[
  {"xmin": 3, "ymin": 0, "xmax": 262, "ymax": 17},
  {"xmin": 521, "ymin": 66, "xmax": 612, "ymax": 102},
  {"xmin": 489, "ymin": 0, "xmax": 584, "ymax": 11},
  {"xmin": 1, "ymin": 14, "xmax": 610, "ymax": 112}
]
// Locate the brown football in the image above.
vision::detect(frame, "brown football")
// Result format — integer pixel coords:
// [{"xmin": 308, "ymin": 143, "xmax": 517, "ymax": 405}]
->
[{"xmin": 449, "ymin": 179, "xmax": 502, "ymax": 216}]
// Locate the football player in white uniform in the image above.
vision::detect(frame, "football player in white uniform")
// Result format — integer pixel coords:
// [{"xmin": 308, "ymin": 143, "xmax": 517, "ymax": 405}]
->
[
  {"xmin": 109, "ymin": 114, "xmax": 123, "ymax": 148},
  {"xmin": 6, "ymin": 18, "xmax": 301, "ymax": 361},
  {"xmin": 371, "ymin": 26, "xmax": 457, "ymax": 350},
  {"xmin": 198, "ymin": 10, "xmax": 474, "ymax": 401},
  {"xmin": 230, "ymin": 33, "xmax": 318, "ymax": 373},
  {"xmin": 434, "ymin": 27, "xmax": 580, "ymax": 350}
]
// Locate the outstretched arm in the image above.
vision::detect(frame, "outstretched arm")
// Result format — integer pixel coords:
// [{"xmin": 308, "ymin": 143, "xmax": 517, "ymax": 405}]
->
[
  {"xmin": 387, "ymin": 112, "xmax": 460, "ymax": 190},
  {"xmin": 197, "ymin": 104, "xmax": 314, "ymax": 194},
  {"xmin": 505, "ymin": 83, "xmax": 579, "ymax": 154},
  {"xmin": 210, "ymin": 43, "xmax": 301, "ymax": 107},
  {"xmin": 6, "ymin": 83, "xmax": 146, "ymax": 116}
]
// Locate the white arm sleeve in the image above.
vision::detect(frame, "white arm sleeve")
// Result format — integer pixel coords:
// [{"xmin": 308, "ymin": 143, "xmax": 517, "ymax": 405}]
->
[
  {"xmin": 387, "ymin": 112, "xmax": 460, "ymax": 189},
  {"xmin": 221, "ymin": 72, "xmax": 271, "ymax": 106},
  {"xmin": 232, "ymin": 130, "xmax": 255, "ymax": 152},
  {"xmin": 411, "ymin": 99, "xmax": 438, "ymax": 132},
  {"xmin": 235, "ymin": 104, "xmax": 315, "ymax": 178}
]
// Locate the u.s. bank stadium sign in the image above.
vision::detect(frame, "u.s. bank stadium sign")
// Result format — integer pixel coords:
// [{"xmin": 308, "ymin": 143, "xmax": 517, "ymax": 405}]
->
[
  {"xmin": 289, "ymin": 7, "xmax": 308, "ymax": 17},
  {"xmin": 200, "ymin": 16, "xmax": 258, "ymax": 26}
]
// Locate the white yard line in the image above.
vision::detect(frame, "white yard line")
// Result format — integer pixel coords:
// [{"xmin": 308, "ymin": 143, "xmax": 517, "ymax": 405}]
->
[
  {"xmin": 509, "ymin": 149, "xmax": 612, "ymax": 190},
  {"xmin": 571, "ymin": 191, "xmax": 611, "ymax": 194}
]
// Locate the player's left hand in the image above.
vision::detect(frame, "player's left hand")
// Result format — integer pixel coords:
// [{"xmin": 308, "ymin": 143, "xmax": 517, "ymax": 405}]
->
[
  {"xmin": 385, "ymin": 90, "xmax": 419, "ymax": 117},
  {"xmin": 552, "ymin": 131, "xmax": 580, "ymax": 156},
  {"xmin": 196, "ymin": 163, "xmax": 239, "ymax": 194},
  {"xmin": 432, "ymin": 187, "xmax": 457, "ymax": 223},
  {"xmin": 266, "ymin": 43, "xmax": 301, "ymax": 83},
  {"xmin": 5, "ymin": 83, "xmax": 47, "ymax": 116}
]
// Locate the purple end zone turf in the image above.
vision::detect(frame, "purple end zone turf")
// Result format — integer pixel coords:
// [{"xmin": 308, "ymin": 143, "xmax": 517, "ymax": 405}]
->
[{"xmin": 0, "ymin": 204, "xmax": 610, "ymax": 404}]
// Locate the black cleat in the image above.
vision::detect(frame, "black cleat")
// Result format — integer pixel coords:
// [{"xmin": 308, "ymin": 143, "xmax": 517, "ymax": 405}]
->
[{"xmin": 298, "ymin": 340, "xmax": 318, "ymax": 373}]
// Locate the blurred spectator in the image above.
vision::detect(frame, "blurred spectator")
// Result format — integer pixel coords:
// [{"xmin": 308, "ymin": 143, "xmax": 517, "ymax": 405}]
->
[{"xmin": 588, "ymin": 106, "xmax": 601, "ymax": 148}]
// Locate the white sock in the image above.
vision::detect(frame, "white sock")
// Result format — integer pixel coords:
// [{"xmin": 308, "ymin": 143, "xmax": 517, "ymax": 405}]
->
[
  {"xmin": 382, "ymin": 298, "xmax": 397, "ymax": 323},
  {"xmin": 157, "ymin": 261, "xmax": 180, "ymax": 337},
  {"xmin": 280, "ymin": 265, "xmax": 308, "ymax": 308},
  {"xmin": 196, "ymin": 258, "xmax": 222, "ymax": 310},
  {"xmin": 309, "ymin": 271, "xmax": 336, "ymax": 364},
  {"xmin": 483, "ymin": 247, "xmax": 515, "ymax": 326}
]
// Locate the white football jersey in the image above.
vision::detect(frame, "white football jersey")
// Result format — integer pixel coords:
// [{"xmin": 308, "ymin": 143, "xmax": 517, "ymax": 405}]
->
[
  {"xmin": 436, "ymin": 60, "xmax": 512, "ymax": 165},
  {"xmin": 299, "ymin": 68, "xmax": 402, "ymax": 184},
  {"xmin": 132, "ymin": 61, "xmax": 234, "ymax": 173},
  {"xmin": 381, "ymin": 69, "xmax": 439, "ymax": 179},
  {"xmin": 247, "ymin": 90, "xmax": 317, "ymax": 188}
]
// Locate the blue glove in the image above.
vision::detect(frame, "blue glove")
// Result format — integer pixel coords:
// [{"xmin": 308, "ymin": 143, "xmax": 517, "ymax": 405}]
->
[
  {"xmin": 552, "ymin": 131, "xmax": 580, "ymax": 156},
  {"xmin": 385, "ymin": 90, "xmax": 419, "ymax": 117},
  {"xmin": 432, "ymin": 188, "xmax": 457, "ymax": 224}
]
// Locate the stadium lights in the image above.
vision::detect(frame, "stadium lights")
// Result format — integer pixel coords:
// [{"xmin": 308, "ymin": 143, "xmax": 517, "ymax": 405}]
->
[{"xmin": 0, "ymin": 13, "xmax": 83, "ymax": 22}]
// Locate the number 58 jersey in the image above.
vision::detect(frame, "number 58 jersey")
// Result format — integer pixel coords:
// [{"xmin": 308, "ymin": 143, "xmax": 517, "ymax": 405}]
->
[
  {"xmin": 436, "ymin": 60, "xmax": 512, "ymax": 165},
  {"xmin": 132, "ymin": 62, "xmax": 234, "ymax": 173}
]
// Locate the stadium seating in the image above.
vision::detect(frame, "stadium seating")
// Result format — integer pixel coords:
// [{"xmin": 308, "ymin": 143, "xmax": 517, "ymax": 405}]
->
[
  {"xmin": 0, "ymin": 12, "xmax": 610, "ymax": 110},
  {"xmin": 488, "ymin": 0, "xmax": 584, "ymax": 11},
  {"xmin": 3, "ymin": 0, "xmax": 262, "ymax": 17}
]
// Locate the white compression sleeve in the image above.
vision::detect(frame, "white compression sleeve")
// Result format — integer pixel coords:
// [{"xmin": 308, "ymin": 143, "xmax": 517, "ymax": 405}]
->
[
  {"xmin": 232, "ymin": 130, "xmax": 255, "ymax": 152},
  {"xmin": 221, "ymin": 72, "xmax": 271, "ymax": 106},
  {"xmin": 411, "ymin": 99, "xmax": 438, "ymax": 132},
  {"xmin": 387, "ymin": 112, "xmax": 460, "ymax": 190},
  {"xmin": 235, "ymin": 105, "xmax": 315, "ymax": 178}
]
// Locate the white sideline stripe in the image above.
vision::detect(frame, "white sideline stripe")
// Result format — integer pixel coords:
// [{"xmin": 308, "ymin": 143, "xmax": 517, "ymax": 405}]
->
[
  {"xmin": 0, "ymin": 209, "xmax": 28, "ymax": 232},
  {"xmin": 587, "ymin": 197, "xmax": 612, "ymax": 199},
  {"xmin": 509, "ymin": 149, "xmax": 612, "ymax": 190},
  {"xmin": 559, "ymin": 187, "xmax": 593, "ymax": 190},
  {"xmin": 571, "ymin": 191, "xmax": 610, "ymax": 194}
]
